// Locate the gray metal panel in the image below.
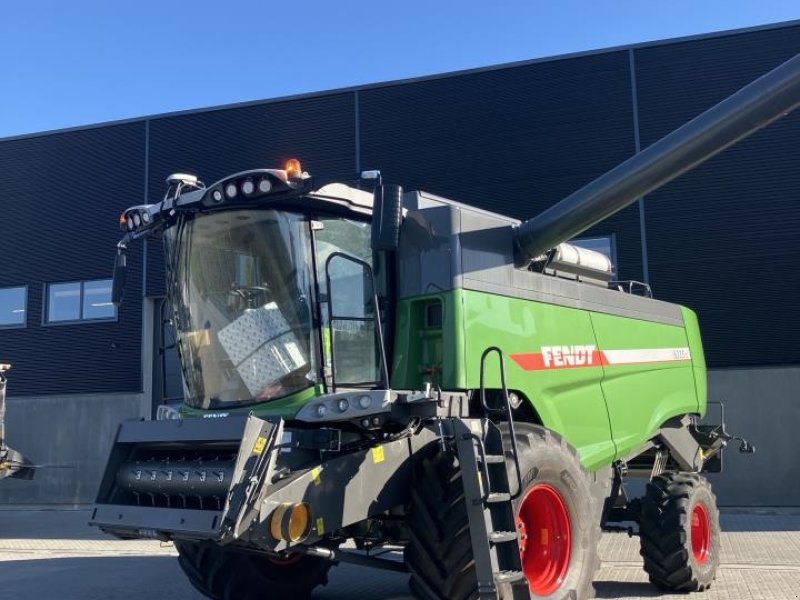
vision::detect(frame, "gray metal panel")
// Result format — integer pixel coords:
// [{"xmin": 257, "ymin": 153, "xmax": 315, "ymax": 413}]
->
[
  {"xmin": 0, "ymin": 393, "xmax": 144, "ymax": 506},
  {"xmin": 398, "ymin": 190, "xmax": 683, "ymax": 325},
  {"xmin": 115, "ymin": 415, "xmax": 252, "ymax": 444},
  {"xmin": 459, "ymin": 207, "xmax": 517, "ymax": 290},
  {"xmin": 397, "ymin": 192, "xmax": 461, "ymax": 298},
  {"xmin": 463, "ymin": 273, "xmax": 684, "ymax": 327},
  {"xmin": 457, "ymin": 194, "xmax": 682, "ymax": 325},
  {"xmin": 706, "ymin": 366, "xmax": 800, "ymax": 507},
  {"xmin": 91, "ymin": 505, "xmax": 222, "ymax": 538}
]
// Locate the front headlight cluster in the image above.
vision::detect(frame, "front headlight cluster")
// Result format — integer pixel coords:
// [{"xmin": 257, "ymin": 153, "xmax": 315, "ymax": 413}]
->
[
  {"xmin": 207, "ymin": 175, "xmax": 274, "ymax": 205},
  {"xmin": 120, "ymin": 205, "xmax": 154, "ymax": 232},
  {"xmin": 117, "ymin": 160, "xmax": 310, "ymax": 234},
  {"xmin": 202, "ymin": 161, "xmax": 309, "ymax": 208}
]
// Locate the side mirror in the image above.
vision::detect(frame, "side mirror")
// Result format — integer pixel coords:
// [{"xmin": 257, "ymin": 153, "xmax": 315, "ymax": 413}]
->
[
  {"xmin": 371, "ymin": 184, "xmax": 403, "ymax": 251},
  {"xmin": 112, "ymin": 250, "xmax": 128, "ymax": 306}
]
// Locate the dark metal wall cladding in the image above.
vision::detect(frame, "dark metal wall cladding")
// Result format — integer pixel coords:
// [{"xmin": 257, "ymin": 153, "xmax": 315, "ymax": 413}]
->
[
  {"xmin": 635, "ymin": 25, "xmax": 800, "ymax": 367},
  {"xmin": 144, "ymin": 93, "xmax": 356, "ymax": 296},
  {"xmin": 0, "ymin": 123, "xmax": 145, "ymax": 395},
  {"xmin": 359, "ymin": 51, "xmax": 644, "ymax": 282}
]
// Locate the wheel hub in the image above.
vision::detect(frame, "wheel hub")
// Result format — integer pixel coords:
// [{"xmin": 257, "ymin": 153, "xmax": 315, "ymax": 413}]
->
[
  {"xmin": 516, "ymin": 483, "xmax": 572, "ymax": 596},
  {"xmin": 691, "ymin": 503, "xmax": 711, "ymax": 565}
]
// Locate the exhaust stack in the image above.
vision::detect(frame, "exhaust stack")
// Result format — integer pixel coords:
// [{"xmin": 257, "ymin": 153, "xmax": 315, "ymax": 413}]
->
[{"xmin": 515, "ymin": 52, "xmax": 800, "ymax": 266}]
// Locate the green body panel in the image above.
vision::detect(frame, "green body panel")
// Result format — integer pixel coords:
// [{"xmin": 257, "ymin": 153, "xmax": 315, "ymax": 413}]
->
[
  {"xmin": 589, "ymin": 312, "xmax": 699, "ymax": 460},
  {"xmin": 681, "ymin": 306, "xmax": 708, "ymax": 419},
  {"xmin": 460, "ymin": 290, "xmax": 616, "ymax": 471},
  {"xmin": 391, "ymin": 292, "xmax": 467, "ymax": 390},
  {"xmin": 392, "ymin": 289, "xmax": 704, "ymax": 472}
]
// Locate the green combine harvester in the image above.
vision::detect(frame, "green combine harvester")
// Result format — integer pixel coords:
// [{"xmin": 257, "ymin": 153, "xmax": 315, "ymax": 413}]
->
[{"xmin": 91, "ymin": 52, "xmax": 800, "ymax": 600}]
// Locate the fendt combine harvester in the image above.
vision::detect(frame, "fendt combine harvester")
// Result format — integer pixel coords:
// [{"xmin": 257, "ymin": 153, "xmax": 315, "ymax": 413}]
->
[{"xmin": 92, "ymin": 53, "xmax": 800, "ymax": 600}]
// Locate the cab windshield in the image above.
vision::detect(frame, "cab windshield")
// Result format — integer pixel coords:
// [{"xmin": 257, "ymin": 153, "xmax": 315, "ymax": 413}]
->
[{"xmin": 165, "ymin": 210, "xmax": 318, "ymax": 409}]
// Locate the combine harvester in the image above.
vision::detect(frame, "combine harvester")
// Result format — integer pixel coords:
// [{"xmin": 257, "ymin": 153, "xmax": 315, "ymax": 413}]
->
[{"xmin": 90, "ymin": 52, "xmax": 799, "ymax": 599}]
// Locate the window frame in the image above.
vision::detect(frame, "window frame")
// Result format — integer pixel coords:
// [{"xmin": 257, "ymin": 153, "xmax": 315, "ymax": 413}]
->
[
  {"xmin": 0, "ymin": 285, "xmax": 28, "ymax": 329},
  {"xmin": 43, "ymin": 278, "xmax": 118, "ymax": 326}
]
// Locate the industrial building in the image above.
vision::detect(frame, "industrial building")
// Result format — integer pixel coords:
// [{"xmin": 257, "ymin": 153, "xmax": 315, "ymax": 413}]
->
[{"xmin": 1, "ymin": 21, "xmax": 798, "ymax": 507}]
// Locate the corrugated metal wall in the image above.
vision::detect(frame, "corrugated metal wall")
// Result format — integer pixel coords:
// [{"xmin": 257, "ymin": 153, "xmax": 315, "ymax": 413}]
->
[
  {"xmin": 635, "ymin": 26, "xmax": 800, "ymax": 367},
  {"xmin": 1, "ymin": 23, "xmax": 799, "ymax": 397},
  {"xmin": 0, "ymin": 123, "xmax": 145, "ymax": 394}
]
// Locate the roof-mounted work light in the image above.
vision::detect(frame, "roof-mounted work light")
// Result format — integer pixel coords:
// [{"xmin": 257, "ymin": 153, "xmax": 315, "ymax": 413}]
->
[{"xmin": 199, "ymin": 160, "xmax": 310, "ymax": 209}]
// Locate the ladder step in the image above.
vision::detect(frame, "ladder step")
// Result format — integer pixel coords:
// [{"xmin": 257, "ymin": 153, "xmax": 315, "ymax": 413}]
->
[
  {"xmin": 481, "ymin": 454, "xmax": 505, "ymax": 464},
  {"xmin": 486, "ymin": 492, "xmax": 511, "ymax": 504},
  {"xmin": 495, "ymin": 570, "xmax": 526, "ymax": 584},
  {"xmin": 489, "ymin": 530, "xmax": 518, "ymax": 544}
]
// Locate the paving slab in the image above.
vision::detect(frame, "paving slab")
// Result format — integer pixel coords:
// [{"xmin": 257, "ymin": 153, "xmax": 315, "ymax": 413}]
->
[{"xmin": 0, "ymin": 511, "xmax": 798, "ymax": 600}]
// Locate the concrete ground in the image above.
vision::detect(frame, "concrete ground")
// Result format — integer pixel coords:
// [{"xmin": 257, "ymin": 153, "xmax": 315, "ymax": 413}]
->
[{"xmin": 0, "ymin": 511, "xmax": 798, "ymax": 600}]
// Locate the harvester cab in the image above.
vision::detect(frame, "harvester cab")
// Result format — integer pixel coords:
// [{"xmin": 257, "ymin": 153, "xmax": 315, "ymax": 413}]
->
[
  {"xmin": 0, "ymin": 364, "xmax": 35, "ymax": 481},
  {"xmin": 91, "ymin": 51, "xmax": 799, "ymax": 600}
]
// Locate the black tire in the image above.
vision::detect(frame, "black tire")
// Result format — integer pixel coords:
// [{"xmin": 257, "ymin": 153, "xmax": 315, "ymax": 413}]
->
[
  {"xmin": 405, "ymin": 423, "xmax": 600, "ymax": 600},
  {"xmin": 639, "ymin": 472, "xmax": 721, "ymax": 592},
  {"xmin": 175, "ymin": 541, "xmax": 334, "ymax": 600}
]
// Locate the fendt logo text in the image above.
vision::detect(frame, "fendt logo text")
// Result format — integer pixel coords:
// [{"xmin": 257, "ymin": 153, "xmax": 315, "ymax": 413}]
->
[{"xmin": 541, "ymin": 345, "xmax": 597, "ymax": 368}]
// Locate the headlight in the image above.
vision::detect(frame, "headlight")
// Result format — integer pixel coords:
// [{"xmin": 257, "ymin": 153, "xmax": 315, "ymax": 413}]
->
[{"xmin": 155, "ymin": 404, "xmax": 182, "ymax": 421}]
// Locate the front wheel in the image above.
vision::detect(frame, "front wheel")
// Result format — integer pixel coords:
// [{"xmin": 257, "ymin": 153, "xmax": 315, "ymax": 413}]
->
[
  {"xmin": 405, "ymin": 423, "xmax": 600, "ymax": 599},
  {"xmin": 639, "ymin": 472, "xmax": 721, "ymax": 592},
  {"xmin": 175, "ymin": 541, "xmax": 334, "ymax": 600},
  {"xmin": 501, "ymin": 424, "xmax": 600, "ymax": 599}
]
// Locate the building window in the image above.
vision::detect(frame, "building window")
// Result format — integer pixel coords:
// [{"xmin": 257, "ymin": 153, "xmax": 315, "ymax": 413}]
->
[
  {"xmin": 46, "ymin": 279, "xmax": 116, "ymax": 323},
  {"xmin": 0, "ymin": 286, "xmax": 27, "ymax": 327}
]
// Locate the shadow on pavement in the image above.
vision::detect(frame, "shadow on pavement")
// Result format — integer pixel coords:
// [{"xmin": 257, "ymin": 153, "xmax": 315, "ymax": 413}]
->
[
  {"xmin": 594, "ymin": 581, "xmax": 661, "ymax": 598},
  {"xmin": 0, "ymin": 555, "xmax": 195, "ymax": 600},
  {"xmin": 721, "ymin": 513, "xmax": 800, "ymax": 532},
  {"xmin": 0, "ymin": 554, "xmax": 412, "ymax": 600},
  {"xmin": 0, "ymin": 510, "xmax": 102, "ymax": 541}
]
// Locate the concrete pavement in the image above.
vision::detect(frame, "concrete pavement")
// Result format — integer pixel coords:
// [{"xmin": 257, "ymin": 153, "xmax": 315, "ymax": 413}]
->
[{"xmin": 0, "ymin": 511, "xmax": 798, "ymax": 600}]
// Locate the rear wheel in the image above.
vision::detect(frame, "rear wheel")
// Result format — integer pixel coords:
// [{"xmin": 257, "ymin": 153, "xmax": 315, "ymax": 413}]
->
[
  {"xmin": 175, "ymin": 541, "xmax": 334, "ymax": 600},
  {"xmin": 639, "ymin": 472, "xmax": 721, "ymax": 592},
  {"xmin": 405, "ymin": 423, "xmax": 600, "ymax": 599}
]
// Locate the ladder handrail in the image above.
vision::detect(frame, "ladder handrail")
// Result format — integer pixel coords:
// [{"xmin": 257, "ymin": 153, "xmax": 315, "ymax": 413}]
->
[{"xmin": 479, "ymin": 347, "xmax": 524, "ymax": 500}]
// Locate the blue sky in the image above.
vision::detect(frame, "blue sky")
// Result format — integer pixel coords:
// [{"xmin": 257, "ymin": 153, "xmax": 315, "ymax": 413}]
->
[{"xmin": 1, "ymin": 1, "xmax": 798, "ymax": 138}]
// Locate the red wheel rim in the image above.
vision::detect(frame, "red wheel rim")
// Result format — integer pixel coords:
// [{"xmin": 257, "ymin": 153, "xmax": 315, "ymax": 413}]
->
[
  {"xmin": 516, "ymin": 484, "xmax": 572, "ymax": 596},
  {"xmin": 691, "ymin": 503, "xmax": 711, "ymax": 565}
]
